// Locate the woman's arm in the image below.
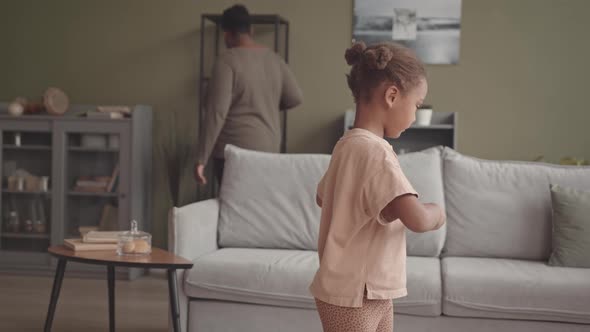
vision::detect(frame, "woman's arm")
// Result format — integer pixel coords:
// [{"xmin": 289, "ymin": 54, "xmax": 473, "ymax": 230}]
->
[
  {"xmin": 197, "ymin": 60, "xmax": 233, "ymax": 166},
  {"xmin": 279, "ymin": 59, "xmax": 303, "ymax": 111}
]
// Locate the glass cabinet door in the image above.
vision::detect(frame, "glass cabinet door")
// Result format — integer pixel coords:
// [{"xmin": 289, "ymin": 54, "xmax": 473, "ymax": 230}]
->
[
  {"xmin": 57, "ymin": 122, "xmax": 129, "ymax": 240},
  {"xmin": 1, "ymin": 128, "xmax": 52, "ymax": 253}
]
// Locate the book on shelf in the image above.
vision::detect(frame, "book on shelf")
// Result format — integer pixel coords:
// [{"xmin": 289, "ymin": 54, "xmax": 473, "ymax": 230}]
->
[
  {"xmin": 98, "ymin": 204, "xmax": 119, "ymax": 231},
  {"xmin": 72, "ymin": 172, "xmax": 118, "ymax": 193},
  {"xmin": 85, "ymin": 110, "xmax": 125, "ymax": 119},
  {"xmin": 79, "ymin": 175, "xmax": 111, "ymax": 182},
  {"xmin": 109, "ymin": 176, "xmax": 119, "ymax": 193},
  {"xmin": 96, "ymin": 106, "xmax": 132, "ymax": 115},
  {"xmin": 64, "ymin": 238, "xmax": 117, "ymax": 251},
  {"xmin": 83, "ymin": 231, "xmax": 124, "ymax": 244},
  {"xmin": 72, "ymin": 185, "xmax": 107, "ymax": 193},
  {"xmin": 107, "ymin": 164, "xmax": 120, "ymax": 193},
  {"xmin": 76, "ymin": 180, "xmax": 109, "ymax": 187},
  {"xmin": 73, "ymin": 176, "xmax": 110, "ymax": 193}
]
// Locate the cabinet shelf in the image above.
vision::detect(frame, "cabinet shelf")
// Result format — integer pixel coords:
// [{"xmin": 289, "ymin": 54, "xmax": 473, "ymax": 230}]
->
[
  {"xmin": 1, "ymin": 233, "xmax": 50, "ymax": 240},
  {"xmin": 2, "ymin": 190, "xmax": 51, "ymax": 196},
  {"xmin": 68, "ymin": 146, "xmax": 119, "ymax": 152},
  {"xmin": 2, "ymin": 144, "xmax": 52, "ymax": 151},
  {"xmin": 344, "ymin": 110, "xmax": 457, "ymax": 153},
  {"xmin": 408, "ymin": 124, "xmax": 454, "ymax": 130},
  {"xmin": 68, "ymin": 191, "xmax": 118, "ymax": 198},
  {"xmin": 346, "ymin": 124, "xmax": 454, "ymax": 131}
]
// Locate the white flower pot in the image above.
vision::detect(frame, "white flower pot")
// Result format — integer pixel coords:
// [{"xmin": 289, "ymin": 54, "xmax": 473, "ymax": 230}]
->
[{"xmin": 416, "ymin": 109, "xmax": 433, "ymax": 126}]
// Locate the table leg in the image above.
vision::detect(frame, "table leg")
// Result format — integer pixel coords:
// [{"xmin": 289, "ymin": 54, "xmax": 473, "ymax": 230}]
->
[
  {"xmin": 108, "ymin": 265, "xmax": 115, "ymax": 332},
  {"xmin": 167, "ymin": 269, "xmax": 181, "ymax": 332},
  {"xmin": 44, "ymin": 258, "xmax": 67, "ymax": 332}
]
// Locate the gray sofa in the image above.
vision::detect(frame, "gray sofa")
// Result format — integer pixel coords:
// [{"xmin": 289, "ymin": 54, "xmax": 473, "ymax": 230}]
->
[{"xmin": 169, "ymin": 145, "xmax": 590, "ymax": 332}]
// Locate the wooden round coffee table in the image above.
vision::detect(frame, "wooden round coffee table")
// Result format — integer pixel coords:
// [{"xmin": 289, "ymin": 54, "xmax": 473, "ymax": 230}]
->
[{"xmin": 43, "ymin": 245, "xmax": 193, "ymax": 332}]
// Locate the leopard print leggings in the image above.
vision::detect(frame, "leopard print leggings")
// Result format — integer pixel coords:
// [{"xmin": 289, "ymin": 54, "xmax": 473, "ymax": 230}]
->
[{"xmin": 315, "ymin": 297, "xmax": 393, "ymax": 332}]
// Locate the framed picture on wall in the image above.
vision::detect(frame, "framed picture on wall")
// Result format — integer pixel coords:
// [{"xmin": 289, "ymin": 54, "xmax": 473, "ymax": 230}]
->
[{"xmin": 353, "ymin": 0, "xmax": 462, "ymax": 64}]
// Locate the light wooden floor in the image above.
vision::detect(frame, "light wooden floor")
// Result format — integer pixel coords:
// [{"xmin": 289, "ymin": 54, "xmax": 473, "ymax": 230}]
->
[{"xmin": 0, "ymin": 272, "xmax": 170, "ymax": 331}]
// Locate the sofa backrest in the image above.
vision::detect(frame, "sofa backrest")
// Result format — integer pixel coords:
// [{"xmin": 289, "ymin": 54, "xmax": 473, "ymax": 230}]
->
[
  {"xmin": 218, "ymin": 145, "xmax": 446, "ymax": 257},
  {"xmin": 443, "ymin": 148, "xmax": 590, "ymax": 260},
  {"xmin": 219, "ymin": 145, "xmax": 329, "ymax": 250}
]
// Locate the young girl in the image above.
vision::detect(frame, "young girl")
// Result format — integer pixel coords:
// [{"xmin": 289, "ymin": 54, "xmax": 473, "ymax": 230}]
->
[{"xmin": 309, "ymin": 42, "xmax": 446, "ymax": 332}]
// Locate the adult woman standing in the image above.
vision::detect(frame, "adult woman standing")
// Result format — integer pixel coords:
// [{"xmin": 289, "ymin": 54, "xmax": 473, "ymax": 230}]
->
[{"xmin": 195, "ymin": 4, "xmax": 303, "ymax": 185}]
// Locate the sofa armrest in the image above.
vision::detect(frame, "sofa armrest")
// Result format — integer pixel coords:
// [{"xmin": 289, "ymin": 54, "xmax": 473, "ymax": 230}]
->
[{"xmin": 168, "ymin": 198, "xmax": 219, "ymax": 261}]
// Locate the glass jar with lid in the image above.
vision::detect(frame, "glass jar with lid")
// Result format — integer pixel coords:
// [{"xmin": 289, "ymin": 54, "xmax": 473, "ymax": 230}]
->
[
  {"xmin": 33, "ymin": 219, "xmax": 47, "ymax": 233},
  {"xmin": 23, "ymin": 219, "xmax": 34, "ymax": 233},
  {"xmin": 6, "ymin": 211, "xmax": 20, "ymax": 233},
  {"xmin": 117, "ymin": 220, "xmax": 151, "ymax": 256}
]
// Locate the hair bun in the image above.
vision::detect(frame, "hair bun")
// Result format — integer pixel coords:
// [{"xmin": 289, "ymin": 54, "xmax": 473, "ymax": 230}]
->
[
  {"xmin": 345, "ymin": 41, "xmax": 367, "ymax": 66},
  {"xmin": 364, "ymin": 46, "xmax": 394, "ymax": 70}
]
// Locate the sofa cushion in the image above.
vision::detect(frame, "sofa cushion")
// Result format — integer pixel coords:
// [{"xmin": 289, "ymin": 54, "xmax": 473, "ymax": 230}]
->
[
  {"xmin": 548, "ymin": 185, "xmax": 590, "ymax": 268},
  {"xmin": 185, "ymin": 248, "xmax": 442, "ymax": 317},
  {"xmin": 219, "ymin": 145, "xmax": 330, "ymax": 250},
  {"xmin": 442, "ymin": 257, "xmax": 590, "ymax": 324},
  {"xmin": 443, "ymin": 149, "xmax": 590, "ymax": 260},
  {"xmin": 398, "ymin": 147, "xmax": 446, "ymax": 257},
  {"xmin": 399, "ymin": 256, "xmax": 442, "ymax": 316}
]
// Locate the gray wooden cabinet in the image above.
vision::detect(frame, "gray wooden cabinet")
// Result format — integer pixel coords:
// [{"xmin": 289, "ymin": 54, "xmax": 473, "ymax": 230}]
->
[{"xmin": 0, "ymin": 104, "xmax": 152, "ymax": 278}]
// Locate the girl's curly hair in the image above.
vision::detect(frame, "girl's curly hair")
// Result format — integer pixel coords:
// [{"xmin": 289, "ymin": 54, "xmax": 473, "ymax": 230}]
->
[{"xmin": 345, "ymin": 41, "xmax": 426, "ymax": 103}]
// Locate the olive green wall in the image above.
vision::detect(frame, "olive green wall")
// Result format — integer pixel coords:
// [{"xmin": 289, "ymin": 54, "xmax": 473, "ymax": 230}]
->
[{"xmin": 1, "ymin": 0, "xmax": 588, "ymax": 246}]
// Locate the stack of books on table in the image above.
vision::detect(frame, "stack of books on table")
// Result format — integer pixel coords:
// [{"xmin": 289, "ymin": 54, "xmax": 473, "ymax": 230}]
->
[{"xmin": 64, "ymin": 230, "xmax": 123, "ymax": 252}]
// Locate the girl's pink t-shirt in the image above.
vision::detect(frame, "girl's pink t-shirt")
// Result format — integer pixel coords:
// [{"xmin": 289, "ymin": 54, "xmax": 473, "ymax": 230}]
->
[{"xmin": 309, "ymin": 128, "xmax": 417, "ymax": 308}]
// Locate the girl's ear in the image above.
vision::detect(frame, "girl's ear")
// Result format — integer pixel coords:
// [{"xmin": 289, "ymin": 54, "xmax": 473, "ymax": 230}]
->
[{"xmin": 384, "ymin": 85, "xmax": 399, "ymax": 109}]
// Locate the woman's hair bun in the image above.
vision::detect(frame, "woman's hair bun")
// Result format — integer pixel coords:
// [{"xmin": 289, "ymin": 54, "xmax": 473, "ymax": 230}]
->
[
  {"xmin": 364, "ymin": 46, "xmax": 394, "ymax": 70},
  {"xmin": 345, "ymin": 41, "xmax": 367, "ymax": 66}
]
